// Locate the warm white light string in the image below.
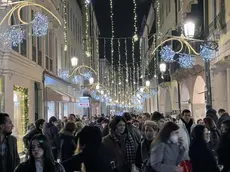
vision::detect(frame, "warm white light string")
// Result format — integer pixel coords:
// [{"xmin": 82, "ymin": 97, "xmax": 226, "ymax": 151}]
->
[
  {"xmin": 85, "ymin": 0, "xmax": 91, "ymax": 57},
  {"xmin": 180, "ymin": 0, "xmax": 184, "ymax": 34},
  {"xmin": 110, "ymin": 0, "xmax": 114, "ymax": 84},
  {"xmin": 133, "ymin": 0, "xmax": 138, "ymax": 38},
  {"xmin": 125, "ymin": 39, "xmax": 128, "ymax": 83},
  {"xmin": 118, "ymin": 39, "xmax": 121, "ymax": 86},
  {"xmin": 63, "ymin": 0, "xmax": 68, "ymax": 51},
  {"xmin": 156, "ymin": 0, "xmax": 162, "ymax": 39}
]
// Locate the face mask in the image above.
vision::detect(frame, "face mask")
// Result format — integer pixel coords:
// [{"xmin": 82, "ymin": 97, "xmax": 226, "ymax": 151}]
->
[{"xmin": 170, "ymin": 135, "xmax": 178, "ymax": 144}]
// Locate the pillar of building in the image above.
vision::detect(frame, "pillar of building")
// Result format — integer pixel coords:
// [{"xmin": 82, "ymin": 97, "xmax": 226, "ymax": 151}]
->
[{"xmin": 226, "ymin": 68, "xmax": 230, "ymax": 112}]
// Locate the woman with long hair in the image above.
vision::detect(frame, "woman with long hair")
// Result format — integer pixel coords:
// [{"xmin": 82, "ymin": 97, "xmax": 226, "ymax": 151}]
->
[
  {"xmin": 150, "ymin": 122, "xmax": 185, "ymax": 172},
  {"xmin": 14, "ymin": 134, "xmax": 65, "ymax": 172},
  {"xmin": 217, "ymin": 119, "xmax": 230, "ymax": 172},
  {"xmin": 103, "ymin": 116, "xmax": 137, "ymax": 172},
  {"xmin": 189, "ymin": 125, "xmax": 219, "ymax": 172}
]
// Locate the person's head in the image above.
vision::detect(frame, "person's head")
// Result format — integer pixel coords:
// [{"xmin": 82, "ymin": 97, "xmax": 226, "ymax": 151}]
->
[
  {"xmin": 68, "ymin": 114, "xmax": 76, "ymax": 122},
  {"xmin": 30, "ymin": 134, "xmax": 53, "ymax": 160},
  {"xmin": 154, "ymin": 122, "xmax": 180, "ymax": 144},
  {"xmin": 35, "ymin": 119, "xmax": 45, "ymax": 130},
  {"xmin": 143, "ymin": 113, "xmax": 151, "ymax": 122},
  {"xmin": 63, "ymin": 116, "xmax": 68, "ymax": 123},
  {"xmin": 97, "ymin": 117, "xmax": 104, "ymax": 124},
  {"xmin": 218, "ymin": 109, "xmax": 226, "ymax": 116},
  {"xmin": 78, "ymin": 126, "xmax": 102, "ymax": 149},
  {"xmin": 137, "ymin": 115, "xmax": 143, "ymax": 123},
  {"xmin": 132, "ymin": 119, "xmax": 140, "ymax": 128},
  {"xmin": 109, "ymin": 116, "xmax": 126, "ymax": 136},
  {"xmin": 181, "ymin": 109, "xmax": 191, "ymax": 123},
  {"xmin": 221, "ymin": 119, "xmax": 230, "ymax": 134},
  {"xmin": 151, "ymin": 111, "xmax": 165, "ymax": 129},
  {"xmin": 131, "ymin": 114, "xmax": 137, "ymax": 120},
  {"xmin": 101, "ymin": 119, "xmax": 110, "ymax": 128},
  {"xmin": 48, "ymin": 116, "xmax": 57, "ymax": 125},
  {"xmin": 206, "ymin": 109, "xmax": 218, "ymax": 124},
  {"xmin": 203, "ymin": 117, "xmax": 216, "ymax": 130},
  {"xmin": 122, "ymin": 112, "xmax": 132, "ymax": 122},
  {"xmin": 64, "ymin": 122, "xmax": 76, "ymax": 134},
  {"xmin": 143, "ymin": 120, "xmax": 158, "ymax": 141},
  {"xmin": 197, "ymin": 119, "xmax": 204, "ymax": 125},
  {"xmin": 191, "ymin": 125, "xmax": 210, "ymax": 143},
  {"xmin": 0, "ymin": 113, "xmax": 13, "ymax": 136}
]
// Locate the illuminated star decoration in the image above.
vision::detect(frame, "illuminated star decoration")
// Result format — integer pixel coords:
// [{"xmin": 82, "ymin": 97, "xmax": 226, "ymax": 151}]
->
[
  {"xmin": 82, "ymin": 70, "xmax": 92, "ymax": 80},
  {"xmin": 200, "ymin": 45, "xmax": 215, "ymax": 61},
  {"xmin": 31, "ymin": 12, "xmax": 49, "ymax": 37},
  {"xmin": 160, "ymin": 45, "xmax": 175, "ymax": 63},
  {"xmin": 58, "ymin": 69, "xmax": 69, "ymax": 80},
  {"xmin": 178, "ymin": 54, "xmax": 196, "ymax": 68},
  {"xmin": 72, "ymin": 75, "xmax": 82, "ymax": 84},
  {"xmin": 8, "ymin": 27, "xmax": 25, "ymax": 47}
]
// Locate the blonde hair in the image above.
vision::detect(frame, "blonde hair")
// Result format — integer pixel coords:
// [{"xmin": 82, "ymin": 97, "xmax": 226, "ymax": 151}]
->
[{"xmin": 144, "ymin": 120, "xmax": 158, "ymax": 131}]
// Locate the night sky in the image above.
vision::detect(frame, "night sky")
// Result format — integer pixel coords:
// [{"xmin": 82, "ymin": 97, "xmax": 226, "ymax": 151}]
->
[{"xmin": 93, "ymin": 0, "xmax": 152, "ymax": 66}]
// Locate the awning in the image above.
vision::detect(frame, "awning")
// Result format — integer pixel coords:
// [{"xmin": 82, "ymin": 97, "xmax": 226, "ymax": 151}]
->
[{"xmin": 46, "ymin": 87, "xmax": 71, "ymax": 102}]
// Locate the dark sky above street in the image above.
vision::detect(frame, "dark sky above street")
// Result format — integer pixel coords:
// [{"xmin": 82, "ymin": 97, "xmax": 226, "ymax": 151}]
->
[{"xmin": 93, "ymin": 0, "xmax": 152, "ymax": 65}]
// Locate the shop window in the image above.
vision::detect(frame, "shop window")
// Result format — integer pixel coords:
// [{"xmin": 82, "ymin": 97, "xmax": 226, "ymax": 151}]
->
[
  {"xmin": 47, "ymin": 101, "xmax": 55, "ymax": 121},
  {"xmin": 13, "ymin": 86, "xmax": 29, "ymax": 153}
]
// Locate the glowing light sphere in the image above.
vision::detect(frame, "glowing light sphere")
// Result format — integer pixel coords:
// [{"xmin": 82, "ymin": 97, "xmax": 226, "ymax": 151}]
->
[
  {"xmin": 72, "ymin": 75, "xmax": 82, "ymax": 84},
  {"xmin": 58, "ymin": 69, "xmax": 69, "ymax": 80},
  {"xmin": 31, "ymin": 12, "xmax": 49, "ymax": 37},
  {"xmin": 178, "ymin": 54, "xmax": 196, "ymax": 68},
  {"xmin": 82, "ymin": 71, "xmax": 92, "ymax": 80},
  {"xmin": 200, "ymin": 45, "xmax": 215, "ymax": 61},
  {"xmin": 8, "ymin": 27, "xmax": 25, "ymax": 47},
  {"xmin": 160, "ymin": 45, "xmax": 175, "ymax": 63}
]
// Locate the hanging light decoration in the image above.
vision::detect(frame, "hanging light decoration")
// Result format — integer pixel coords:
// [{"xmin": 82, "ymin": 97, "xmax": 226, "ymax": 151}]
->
[
  {"xmin": 89, "ymin": 77, "xmax": 94, "ymax": 84},
  {"xmin": 31, "ymin": 12, "xmax": 48, "ymax": 37},
  {"xmin": 160, "ymin": 45, "xmax": 175, "ymax": 62},
  {"xmin": 72, "ymin": 75, "xmax": 82, "ymax": 84},
  {"xmin": 178, "ymin": 54, "xmax": 195, "ymax": 68},
  {"xmin": 200, "ymin": 45, "xmax": 215, "ymax": 61},
  {"xmin": 82, "ymin": 70, "xmax": 92, "ymax": 80},
  {"xmin": 58, "ymin": 69, "xmax": 69, "ymax": 80},
  {"xmin": 146, "ymin": 80, "xmax": 150, "ymax": 87}
]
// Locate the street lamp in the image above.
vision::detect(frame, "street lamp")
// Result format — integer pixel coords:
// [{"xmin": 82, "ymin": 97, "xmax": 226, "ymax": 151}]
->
[
  {"xmin": 89, "ymin": 77, "xmax": 94, "ymax": 84},
  {"xmin": 159, "ymin": 62, "xmax": 166, "ymax": 73},
  {"xmin": 71, "ymin": 57, "xmax": 78, "ymax": 67},
  {"xmin": 184, "ymin": 21, "xmax": 195, "ymax": 38},
  {"xmin": 145, "ymin": 80, "xmax": 150, "ymax": 87}
]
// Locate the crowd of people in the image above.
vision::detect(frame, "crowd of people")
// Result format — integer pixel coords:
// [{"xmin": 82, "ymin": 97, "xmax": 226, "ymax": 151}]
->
[{"xmin": 1, "ymin": 108, "xmax": 230, "ymax": 172}]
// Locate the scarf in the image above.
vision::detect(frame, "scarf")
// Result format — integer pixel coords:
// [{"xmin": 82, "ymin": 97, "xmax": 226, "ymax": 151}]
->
[{"xmin": 125, "ymin": 134, "xmax": 136, "ymax": 164}]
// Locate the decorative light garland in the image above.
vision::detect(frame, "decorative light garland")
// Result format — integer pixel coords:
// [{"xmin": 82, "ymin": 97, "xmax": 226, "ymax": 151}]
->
[
  {"xmin": 125, "ymin": 39, "xmax": 129, "ymax": 83},
  {"xmin": 85, "ymin": 0, "xmax": 91, "ymax": 57},
  {"xmin": 180, "ymin": 0, "xmax": 184, "ymax": 34},
  {"xmin": 31, "ymin": 12, "xmax": 48, "ymax": 37},
  {"xmin": 8, "ymin": 26, "xmax": 25, "ymax": 46},
  {"xmin": 118, "ymin": 39, "xmax": 121, "ymax": 86},
  {"xmin": 156, "ymin": 0, "xmax": 162, "ymax": 39},
  {"xmin": 132, "ymin": 0, "xmax": 138, "ymax": 41},
  {"xmin": 110, "ymin": 0, "xmax": 114, "ymax": 84},
  {"xmin": 160, "ymin": 45, "xmax": 175, "ymax": 62},
  {"xmin": 200, "ymin": 45, "xmax": 215, "ymax": 61},
  {"xmin": 63, "ymin": 0, "xmax": 68, "ymax": 51}
]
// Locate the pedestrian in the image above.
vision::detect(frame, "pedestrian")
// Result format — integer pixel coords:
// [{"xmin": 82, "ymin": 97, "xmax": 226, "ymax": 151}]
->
[
  {"xmin": 217, "ymin": 110, "xmax": 230, "ymax": 130},
  {"xmin": 150, "ymin": 122, "xmax": 185, "ymax": 172},
  {"xmin": 62, "ymin": 126, "xmax": 115, "ymax": 172},
  {"xmin": 0, "ymin": 113, "xmax": 20, "ymax": 172},
  {"xmin": 189, "ymin": 125, "xmax": 220, "ymax": 172},
  {"xmin": 43, "ymin": 116, "xmax": 59, "ymax": 160},
  {"xmin": 14, "ymin": 134, "xmax": 65, "ymax": 172}
]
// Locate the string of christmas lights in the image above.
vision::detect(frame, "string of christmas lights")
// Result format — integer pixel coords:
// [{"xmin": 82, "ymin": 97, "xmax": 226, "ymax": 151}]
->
[
  {"xmin": 96, "ymin": 36, "xmax": 99, "ymax": 82},
  {"xmin": 110, "ymin": 0, "xmax": 115, "ymax": 84},
  {"xmin": 153, "ymin": 35, "xmax": 157, "ymax": 78},
  {"xmin": 156, "ymin": 0, "xmax": 162, "ymax": 39},
  {"xmin": 180, "ymin": 0, "xmax": 184, "ymax": 34},
  {"xmin": 85, "ymin": 0, "xmax": 91, "ymax": 57},
  {"xmin": 63, "ymin": 0, "xmax": 68, "ymax": 51},
  {"xmin": 132, "ymin": 0, "xmax": 138, "ymax": 41},
  {"xmin": 118, "ymin": 39, "xmax": 121, "ymax": 86},
  {"xmin": 125, "ymin": 39, "xmax": 128, "ymax": 83}
]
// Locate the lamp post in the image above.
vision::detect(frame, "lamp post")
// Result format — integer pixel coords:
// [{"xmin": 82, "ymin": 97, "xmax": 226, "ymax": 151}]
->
[
  {"xmin": 184, "ymin": 21, "xmax": 212, "ymax": 108},
  {"xmin": 71, "ymin": 57, "xmax": 78, "ymax": 67}
]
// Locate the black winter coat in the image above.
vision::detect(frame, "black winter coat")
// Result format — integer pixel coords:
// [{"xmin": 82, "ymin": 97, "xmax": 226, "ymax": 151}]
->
[
  {"xmin": 62, "ymin": 144, "xmax": 115, "ymax": 172},
  {"xmin": 14, "ymin": 160, "xmax": 65, "ymax": 172},
  {"xmin": 189, "ymin": 140, "xmax": 219, "ymax": 172}
]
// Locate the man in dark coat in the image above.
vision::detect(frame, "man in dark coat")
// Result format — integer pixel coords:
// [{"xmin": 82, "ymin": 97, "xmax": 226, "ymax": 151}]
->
[
  {"xmin": 0, "ymin": 113, "xmax": 20, "ymax": 172},
  {"xmin": 206, "ymin": 109, "xmax": 219, "ymax": 125},
  {"xmin": 217, "ymin": 109, "xmax": 230, "ymax": 129}
]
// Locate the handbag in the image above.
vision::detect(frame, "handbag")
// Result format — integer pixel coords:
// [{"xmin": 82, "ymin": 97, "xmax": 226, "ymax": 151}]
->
[{"xmin": 179, "ymin": 160, "xmax": 192, "ymax": 172}]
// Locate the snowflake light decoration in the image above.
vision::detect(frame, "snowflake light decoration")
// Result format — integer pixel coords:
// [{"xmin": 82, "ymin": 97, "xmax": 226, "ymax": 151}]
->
[
  {"xmin": 200, "ymin": 45, "xmax": 215, "ymax": 61},
  {"xmin": 72, "ymin": 75, "xmax": 82, "ymax": 84},
  {"xmin": 31, "ymin": 12, "xmax": 49, "ymax": 37},
  {"xmin": 152, "ymin": 89, "xmax": 158, "ymax": 95},
  {"xmin": 8, "ymin": 27, "xmax": 25, "ymax": 47},
  {"xmin": 58, "ymin": 69, "xmax": 69, "ymax": 80},
  {"xmin": 82, "ymin": 71, "xmax": 92, "ymax": 80},
  {"xmin": 178, "ymin": 54, "xmax": 196, "ymax": 68},
  {"xmin": 160, "ymin": 45, "xmax": 175, "ymax": 63}
]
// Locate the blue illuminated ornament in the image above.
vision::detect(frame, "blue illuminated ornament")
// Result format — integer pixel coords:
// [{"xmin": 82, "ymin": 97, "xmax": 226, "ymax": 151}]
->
[
  {"xmin": 72, "ymin": 75, "xmax": 82, "ymax": 84},
  {"xmin": 58, "ymin": 69, "xmax": 69, "ymax": 80},
  {"xmin": 82, "ymin": 71, "xmax": 92, "ymax": 80},
  {"xmin": 31, "ymin": 12, "xmax": 49, "ymax": 37},
  {"xmin": 200, "ymin": 45, "xmax": 215, "ymax": 61},
  {"xmin": 8, "ymin": 27, "xmax": 25, "ymax": 47},
  {"xmin": 160, "ymin": 45, "xmax": 175, "ymax": 63},
  {"xmin": 178, "ymin": 54, "xmax": 195, "ymax": 68},
  {"xmin": 152, "ymin": 89, "xmax": 158, "ymax": 95}
]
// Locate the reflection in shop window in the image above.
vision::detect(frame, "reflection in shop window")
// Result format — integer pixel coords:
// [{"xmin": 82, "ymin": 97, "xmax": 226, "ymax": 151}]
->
[{"xmin": 13, "ymin": 86, "xmax": 29, "ymax": 153}]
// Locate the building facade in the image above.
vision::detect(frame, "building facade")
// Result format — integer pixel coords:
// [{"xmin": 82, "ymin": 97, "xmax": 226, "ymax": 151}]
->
[{"xmin": 142, "ymin": 0, "xmax": 230, "ymax": 120}]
